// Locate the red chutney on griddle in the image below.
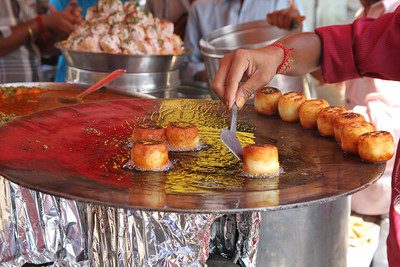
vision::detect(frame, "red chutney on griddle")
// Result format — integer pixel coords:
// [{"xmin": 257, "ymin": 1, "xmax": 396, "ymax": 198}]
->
[{"xmin": 0, "ymin": 85, "xmax": 130, "ymax": 124}]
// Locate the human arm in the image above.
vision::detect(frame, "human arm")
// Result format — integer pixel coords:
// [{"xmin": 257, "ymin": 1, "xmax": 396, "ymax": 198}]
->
[
  {"xmin": 0, "ymin": 20, "xmax": 41, "ymax": 56},
  {"xmin": 38, "ymin": 1, "xmax": 82, "ymax": 55},
  {"xmin": 212, "ymin": 6, "xmax": 400, "ymax": 109},
  {"xmin": 0, "ymin": 1, "xmax": 79, "ymax": 57},
  {"xmin": 212, "ymin": 32, "xmax": 321, "ymax": 108}
]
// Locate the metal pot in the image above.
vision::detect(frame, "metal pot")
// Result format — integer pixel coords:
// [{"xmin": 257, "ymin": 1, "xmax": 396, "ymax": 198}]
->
[
  {"xmin": 66, "ymin": 67, "xmax": 179, "ymax": 98},
  {"xmin": 58, "ymin": 44, "xmax": 190, "ymax": 73},
  {"xmin": 58, "ymin": 44, "xmax": 190, "ymax": 98}
]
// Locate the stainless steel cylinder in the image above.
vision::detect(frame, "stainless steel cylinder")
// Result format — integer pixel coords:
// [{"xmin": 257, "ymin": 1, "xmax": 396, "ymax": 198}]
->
[
  {"xmin": 66, "ymin": 66, "xmax": 180, "ymax": 98},
  {"xmin": 256, "ymin": 197, "xmax": 350, "ymax": 267}
]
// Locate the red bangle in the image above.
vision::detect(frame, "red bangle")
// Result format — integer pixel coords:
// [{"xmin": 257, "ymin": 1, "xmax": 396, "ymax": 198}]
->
[
  {"xmin": 35, "ymin": 16, "xmax": 46, "ymax": 37},
  {"xmin": 272, "ymin": 42, "xmax": 294, "ymax": 74}
]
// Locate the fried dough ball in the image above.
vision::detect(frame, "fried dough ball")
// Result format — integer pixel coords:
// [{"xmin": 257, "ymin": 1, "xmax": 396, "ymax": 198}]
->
[
  {"xmin": 341, "ymin": 121, "xmax": 376, "ymax": 154},
  {"xmin": 316, "ymin": 106, "xmax": 347, "ymax": 137},
  {"xmin": 358, "ymin": 131, "xmax": 395, "ymax": 163},
  {"xmin": 243, "ymin": 144, "xmax": 279, "ymax": 175},
  {"xmin": 166, "ymin": 122, "xmax": 200, "ymax": 150},
  {"xmin": 131, "ymin": 140, "xmax": 169, "ymax": 171},
  {"xmin": 333, "ymin": 112, "xmax": 365, "ymax": 142},
  {"xmin": 254, "ymin": 87, "xmax": 282, "ymax": 116},
  {"xmin": 131, "ymin": 123, "xmax": 166, "ymax": 142},
  {"xmin": 278, "ymin": 92, "xmax": 307, "ymax": 122},
  {"xmin": 299, "ymin": 99, "xmax": 329, "ymax": 129}
]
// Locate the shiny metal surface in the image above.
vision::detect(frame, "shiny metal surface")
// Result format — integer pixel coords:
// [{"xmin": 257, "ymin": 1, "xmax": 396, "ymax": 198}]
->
[
  {"xmin": 200, "ymin": 20, "xmax": 298, "ymax": 56},
  {"xmin": 177, "ymin": 81, "xmax": 212, "ymax": 99},
  {"xmin": 256, "ymin": 197, "xmax": 349, "ymax": 266},
  {"xmin": 220, "ymin": 105, "xmax": 243, "ymax": 160},
  {"xmin": 66, "ymin": 66, "xmax": 179, "ymax": 98},
  {"xmin": 0, "ymin": 98, "xmax": 385, "ymax": 212},
  {"xmin": 58, "ymin": 44, "xmax": 189, "ymax": 73},
  {"xmin": 0, "ymin": 84, "xmax": 221, "ymax": 266}
]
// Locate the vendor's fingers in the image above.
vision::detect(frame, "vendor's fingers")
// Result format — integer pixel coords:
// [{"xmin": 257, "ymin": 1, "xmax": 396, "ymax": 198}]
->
[
  {"xmin": 298, "ymin": 15, "xmax": 306, "ymax": 24},
  {"xmin": 45, "ymin": 3, "xmax": 56, "ymax": 13},
  {"xmin": 224, "ymin": 49, "xmax": 251, "ymax": 109},
  {"xmin": 277, "ymin": 11, "xmax": 287, "ymax": 29},
  {"xmin": 63, "ymin": 11, "xmax": 81, "ymax": 25},
  {"xmin": 74, "ymin": 7, "xmax": 82, "ymax": 17},
  {"xmin": 289, "ymin": 0, "xmax": 298, "ymax": 10},
  {"xmin": 266, "ymin": 12, "xmax": 277, "ymax": 25},
  {"xmin": 58, "ymin": 16, "xmax": 76, "ymax": 33},
  {"xmin": 65, "ymin": 0, "xmax": 78, "ymax": 13},
  {"xmin": 266, "ymin": 12, "xmax": 272, "ymax": 24},
  {"xmin": 284, "ymin": 15, "xmax": 293, "ymax": 30},
  {"xmin": 212, "ymin": 53, "xmax": 234, "ymax": 102},
  {"xmin": 236, "ymin": 72, "xmax": 269, "ymax": 108}
]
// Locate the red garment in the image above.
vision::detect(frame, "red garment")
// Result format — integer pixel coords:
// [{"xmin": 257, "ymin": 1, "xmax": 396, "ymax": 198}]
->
[
  {"xmin": 316, "ymin": 6, "xmax": 400, "ymax": 83},
  {"xmin": 315, "ymin": 6, "xmax": 400, "ymax": 266}
]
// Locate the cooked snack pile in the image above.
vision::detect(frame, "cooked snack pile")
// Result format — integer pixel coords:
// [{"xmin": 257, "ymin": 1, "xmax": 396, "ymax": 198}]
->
[
  {"xmin": 65, "ymin": 0, "xmax": 183, "ymax": 55},
  {"xmin": 254, "ymin": 87, "xmax": 395, "ymax": 163},
  {"xmin": 130, "ymin": 122, "xmax": 200, "ymax": 171}
]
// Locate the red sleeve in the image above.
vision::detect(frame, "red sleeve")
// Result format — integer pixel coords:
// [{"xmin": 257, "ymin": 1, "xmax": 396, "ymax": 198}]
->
[{"xmin": 315, "ymin": 6, "xmax": 400, "ymax": 83}]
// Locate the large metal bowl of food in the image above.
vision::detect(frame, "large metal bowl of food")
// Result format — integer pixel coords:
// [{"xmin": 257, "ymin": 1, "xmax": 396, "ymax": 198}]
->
[
  {"xmin": 58, "ymin": 44, "xmax": 190, "ymax": 73},
  {"xmin": 57, "ymin": 0, "xmax": 190, "ymax": 73}
]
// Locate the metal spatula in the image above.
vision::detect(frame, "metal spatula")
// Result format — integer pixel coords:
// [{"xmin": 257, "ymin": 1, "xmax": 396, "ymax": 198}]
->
[{"xmin": 220, "ymin": 105, "xmax": 243, "ymax": 160}]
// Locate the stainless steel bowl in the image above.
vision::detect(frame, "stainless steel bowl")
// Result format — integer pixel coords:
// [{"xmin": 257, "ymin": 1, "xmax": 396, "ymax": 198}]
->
[
  {"xmin": 200, "ymin": 20, "xmax": 298, "ymax": 57},
  {"xmin": 66, "ymin": 66, "xmax": 179, "ymax": 98},
  {"xmin": 200, "ymin": 20, "xmax": 299, "ymax": 94},
  {"xmin": 57, "ymin": 43, "xmax": 190, "ymax": 73}
]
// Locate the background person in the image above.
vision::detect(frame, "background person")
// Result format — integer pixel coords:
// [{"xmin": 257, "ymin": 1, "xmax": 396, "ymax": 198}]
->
[
  {"xmin": 346, "ymin": 0, "xmax": 400, "ymax": 217},
  {"xmin": 184, "ymin": 0, "xmax": 305, "ymax": 92},
  {"xmin": 0, "ymin": 0, "xmax": 79, "ymax": 83}
]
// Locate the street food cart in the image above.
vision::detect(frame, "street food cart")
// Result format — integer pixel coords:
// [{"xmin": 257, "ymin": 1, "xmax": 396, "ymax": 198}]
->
[{"xmin": 0, "ymin": 84, "xmax": 384, "ymax": 266}]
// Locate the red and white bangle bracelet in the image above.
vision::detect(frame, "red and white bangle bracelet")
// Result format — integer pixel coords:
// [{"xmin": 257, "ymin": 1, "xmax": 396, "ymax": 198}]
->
[{"xmin": 271, "ymin": 42, "xmax": 294, "ymax": 74}]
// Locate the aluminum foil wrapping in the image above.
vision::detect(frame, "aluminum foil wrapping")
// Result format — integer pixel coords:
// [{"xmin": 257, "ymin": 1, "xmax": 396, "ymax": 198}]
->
[
  {"xmin": 1, "ymin": 176, "xmax": 243, "ymax": 266},
  {"xmin": 235, "ymin": 212, "xmax": 261, "ymax": 267},
  {"xmin": 84, "ymin": 206, "xmax": 217, "ymax": 266},
  {"xmin": 209, "ymin": 212, "xmax": 260, "ymax": 267},
  {"xmin": 0, "ymin": 176, "xmax": 88, "ymax": 266}
]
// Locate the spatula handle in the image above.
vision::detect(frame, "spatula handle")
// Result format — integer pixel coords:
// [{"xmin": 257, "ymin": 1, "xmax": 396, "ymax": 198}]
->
[{"xmin": 230, "ymin": 104, "xmax": 238, "ymax": 132}]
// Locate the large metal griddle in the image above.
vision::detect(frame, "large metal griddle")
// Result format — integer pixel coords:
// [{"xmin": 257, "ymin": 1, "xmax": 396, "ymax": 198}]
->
[{"xmin": 0, "ymin": 98, "xmax": 385, "ymax": 213}]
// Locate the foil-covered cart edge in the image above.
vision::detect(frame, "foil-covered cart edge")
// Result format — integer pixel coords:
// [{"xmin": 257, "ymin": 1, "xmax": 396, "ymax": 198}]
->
[{"xmin": 0, "ymin": 176, "xmax": 260, "ymax": 266}]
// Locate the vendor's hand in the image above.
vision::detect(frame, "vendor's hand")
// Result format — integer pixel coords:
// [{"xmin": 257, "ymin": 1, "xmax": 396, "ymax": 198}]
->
[
  {"xmin": 41, "ymin": 4, "xmax": 80, "ymax": 41},
  {"xmin": 212, "ymin": 46, "xmax": 283, "ymax": 109},
  {"xmin": 64, "ymin": 0, "xmax": 83, "ymax": 25},
  {"xmin": 41, "ymin": 12, "xmax": 76, "ymax": 40},
  {"xmin": 266, "ymin": 4, "xmax": 305, "ymax": 30},
  {"xmin": 174, "ymin": 13, "xmax": 188, "ymax": 40}
]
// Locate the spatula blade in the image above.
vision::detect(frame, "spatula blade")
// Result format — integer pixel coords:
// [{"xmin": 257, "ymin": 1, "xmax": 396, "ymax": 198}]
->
[{"xmin": 220, "ymin": 128, "xmax": 243, "ymax": 160}]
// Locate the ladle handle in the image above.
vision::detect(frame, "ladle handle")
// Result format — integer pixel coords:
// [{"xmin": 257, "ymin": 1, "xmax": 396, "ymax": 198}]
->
[{"xmin": 77, "ymin": 69, "xmax": 126, "ymax": 99}]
